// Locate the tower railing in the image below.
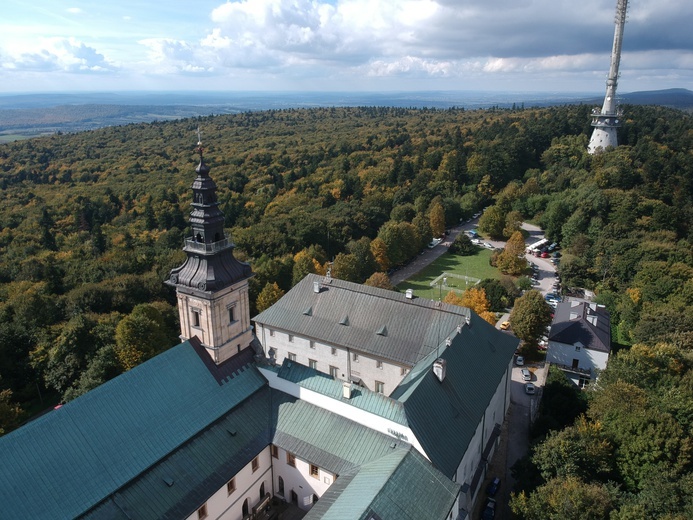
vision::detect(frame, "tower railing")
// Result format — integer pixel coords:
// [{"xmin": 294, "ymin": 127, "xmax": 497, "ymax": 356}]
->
[{"xmin": 184, "ymin": 237, "xmax": 233, "ymax": 253}]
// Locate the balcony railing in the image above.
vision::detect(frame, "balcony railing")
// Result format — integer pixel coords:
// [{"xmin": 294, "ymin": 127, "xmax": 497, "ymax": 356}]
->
[{"xmin": 184, "ymin": 237, "xmax": 232, "ymax": 253}]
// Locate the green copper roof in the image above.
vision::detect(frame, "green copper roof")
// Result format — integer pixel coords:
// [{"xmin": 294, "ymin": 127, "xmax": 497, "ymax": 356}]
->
[
  {"xmin": 272, "ymin": 391, "xmax": 407, "ymax": 475},
  {"xmin": 303, "ymin": 447, "xmax": 460, "ymax": 520},
  {"xmin": 276, "ymin": 360, "xmax": 409, "ymax": 426},
  {"xmin": 0, "ymin": 342, "xmax": 265, "ymax": 520},
  {"xmin": 391, "ymin": 313, "xmax": 518, "ymax": 476}
]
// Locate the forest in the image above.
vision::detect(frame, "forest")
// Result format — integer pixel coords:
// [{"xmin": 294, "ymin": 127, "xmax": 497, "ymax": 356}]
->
[{"xmin": 0, "ymin": 102, "xmax": 691, "ymax": 518}]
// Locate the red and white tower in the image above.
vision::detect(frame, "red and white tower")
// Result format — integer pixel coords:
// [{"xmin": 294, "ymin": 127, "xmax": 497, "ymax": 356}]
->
[{"xmin": 588, "ymin": 0, "xmax": 629, "ymax": 154}]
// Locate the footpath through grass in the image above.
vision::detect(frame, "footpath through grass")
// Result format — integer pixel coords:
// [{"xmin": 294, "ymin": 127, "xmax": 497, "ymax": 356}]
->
[{"xmin": 397, "ymin": 248, "xmax": 500, "ymax": 300}]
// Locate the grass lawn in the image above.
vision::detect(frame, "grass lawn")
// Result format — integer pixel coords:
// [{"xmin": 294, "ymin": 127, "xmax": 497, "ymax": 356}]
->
[{"xmin": 397, "ymin": 248, "xmax": 501, "ymax": 300}]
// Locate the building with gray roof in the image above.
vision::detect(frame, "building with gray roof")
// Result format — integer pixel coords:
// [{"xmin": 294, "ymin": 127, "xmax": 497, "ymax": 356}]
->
[
  {"xmin": 547, "ymin": 300, "xmax": 611, "ymax": 386},
  {"xmin": 0, "ymin": 145, "xmax": 517, "ymax": 520}
]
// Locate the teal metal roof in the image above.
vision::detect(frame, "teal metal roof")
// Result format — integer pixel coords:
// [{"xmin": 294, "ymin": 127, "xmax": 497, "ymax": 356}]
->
[
  {"xmin": 303, "ymin": 447, "xmax": 460, "ymax": 520},
  {"xmin": 276, "ymin": 360, "xmax": 408, "ymax": 426},
  {"xmin": 82, "ymin": 387, "xmax": 272, "ymax": 519},
  {"xmin": 272, "ymin": 392, "xmax": 406, "ymax": 475},
  {"xmin": 391, "ymin": 312, "xmax": 518, "ymax": 477},
  {"xmin": 0, "ymin": 341, "xmax": 265, "ymax": 520},
  {"xmin": 254, "ymin": 274, "xmax": 470, "ymax": 366}
]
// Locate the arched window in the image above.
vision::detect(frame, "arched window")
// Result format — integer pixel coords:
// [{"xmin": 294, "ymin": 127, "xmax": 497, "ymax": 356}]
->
[
  {"xmin": 242, "ymin": 498, "xmax": 249, "ymax": 517},
  {"xmin": 260, "ymin": 482, "xmax": 265, "ymax": 499},
  {"xmin": 278, "ymin": 476, "xmax": 284, "ymax": 496}
]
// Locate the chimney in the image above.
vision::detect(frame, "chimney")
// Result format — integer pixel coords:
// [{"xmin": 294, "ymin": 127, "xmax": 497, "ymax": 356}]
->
[
  {"xmin": 456, "ymin": 325, "xmax": 462, "ymax": 334},
  {"xmin": 445, "ymin": 337, "xmax": 452, "ymax": 347},
  {"xmin": 465, "ymin": 314, "xmax": 471, "ymax": 327},
  {"xmin": 432, "ymin": 358, "xmax": 446, "ymax": 383},
  {"xmin": 342, "ymin": 381, "xmax": 352, "ymax": 399},
  {"xmin": 405, "ymin": 288, "xmax": 413, "ymax": 299},
  {"xmin": 313, "ymin": 281, "xmax": 321, "ymax": 293}
]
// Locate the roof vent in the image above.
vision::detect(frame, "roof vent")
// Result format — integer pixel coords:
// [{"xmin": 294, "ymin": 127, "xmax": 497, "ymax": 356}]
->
[
  {"xmin": 227, "ymin": 429, "xmax": 237, "ymax": 436},
  {"xmin": 457, "ymin": 325, "xmax": 462, "ymax": 334},
  {"xmin": 342, "ymin": 381, "xmax": 352, "ymax": 399},
  {"xmin": 405, "ymin": 288, "xmax": 413, "ymax": 299},
  {"xmin": 445, "ymin": 337, "xmax": 452, "ymax": 347},
  {"xmin": 376, "ymin": 325, "xmax": 388, "ymax": 336},
  {"xmin": 466, "ymin": 314, "xmax": 471, "ymax": 326},
  {"xmin": 313, "ymin": 281, "xmax": 321, "ymax": 293},
  {"xmin": 433, "ymin": 358, "xmax": 446, "ymax": 383},
  {"xmin": 339, "ymin": 315, "xmax": 349, "ymax": 326},
  {"xmin": 303, "ymin": 306, "xmax": 313, "ymax": 316},
  {"xmin": 164, "ymin": 477, "xmax": 175, "ymax": 487}
]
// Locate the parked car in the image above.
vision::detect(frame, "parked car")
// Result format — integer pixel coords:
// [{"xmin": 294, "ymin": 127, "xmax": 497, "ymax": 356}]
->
[
  {"xmin": 541, "ymin": 251, "xmax": 550, "ymax": 258},
  {"xmin": 486, "ymin": 477, "xmax": 501, "ymax": 497},
  {"xmin": 500, "ymin": 321, "xmax": 510, "ymax": 330},
  {"xmin": 515, "ymin": 355, "xmax": 524, "ymax": 366},
  {"xmin": 521, "ymin": 368, "xmax": 531, "ymax": 381},
  {"xmin": 481, "ymin": 498, "xmax": 497, "ymax": 520},
  {"xmin": 525, "ymin": 382, "xmax": 536, "ymax": 395},
  {"xmin": 483, "ymin": 242, "xmax": 494, "ymax": 249}
]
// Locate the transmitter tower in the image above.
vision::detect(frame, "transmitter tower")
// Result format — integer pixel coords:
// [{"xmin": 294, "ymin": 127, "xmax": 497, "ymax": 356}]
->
[{"xmin": 588, "ymin": 0, "xmax": 628, "ymax": 154}]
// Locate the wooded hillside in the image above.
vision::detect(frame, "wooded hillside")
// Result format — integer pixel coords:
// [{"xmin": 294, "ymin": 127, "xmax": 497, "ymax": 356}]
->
[{"xmin": 0, "ymin": 104, "xmax": 692, "ymax": 517}]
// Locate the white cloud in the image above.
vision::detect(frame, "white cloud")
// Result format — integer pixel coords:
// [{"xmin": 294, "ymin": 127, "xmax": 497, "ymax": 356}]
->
[
  {"xmin": 1, "ymin": 37, "xmax": 116, "ymax": 73},
  {"xmin": 2, "ymin": 0, "xmax": 691, "ymax": 91}
]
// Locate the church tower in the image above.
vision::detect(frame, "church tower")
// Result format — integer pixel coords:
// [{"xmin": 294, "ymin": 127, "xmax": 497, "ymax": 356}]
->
[{"xmin": 166, "ymin": 132, "xmax": 254, "ymax": 364}]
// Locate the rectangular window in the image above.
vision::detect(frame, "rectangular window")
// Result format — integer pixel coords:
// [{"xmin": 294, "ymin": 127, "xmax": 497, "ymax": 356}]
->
[
  {"xmin": 227, "ymin": 478, "xmax": 236, "ymax": 495},
  {"xmin": 330, "ymin": 366, "xmax": 338, "ymax": 378},
  {"xmin": 228, "ymin": 306, "xmax": 235, "ymax": 323},
  {"xmin": 376, "ymin": 360, "xmax": 383, "ymax": 369},
  {"xmin": 400, "ymin": 367, "xmax": 408, "ymax": 376},
  {"xmin": 287, "ymin": 452, "xmax": 296, "ymax": 467},
  {"xmin": 271, "ymin": 445, "xmax": 278, "ymax": 459},
  {"xmin": 288, "ymin": 334, "xmax": 294, "ymax": 343},
  {"xmin": 353, "ymin": 353, "xmax": 359, "ymax": 362},
  {"xmin": 375, "ymin": 381, "xmax": 384, "ymax": 394},
  {"xmin": 310, "ymin": 464, "xmax": 319, "ymax": 479},
  {"xmin": 268, "ymin": 348, "xmax": 276, "ymax": 359},
  {"xmin": 288, "ymin": 352, "xmax": 296, "ymax": 362},
  {"xmin": 197, "ymin": 504, "xmax": 208, "ymax": 519},
  {"xmin": 331, "ymin": 347, "xmax": 337, "ymax": 356},
  {"xmin": 269, "ymin": 329, "xmax": 275, "ymax": 337},
  {"xmin": 192, "ymin": 310, "xmax": 200, "ymax": 327},
  {"xmin": 252, "ymin": 457, "xmax": 259, "ymax": 472},
  {"xmin": 309, "ymin": 359, "xmax": 317, "ymax": 370},
  {"xmin": 575, "ymin": 346, "xmax": 581, "ymax": 351},
  {"xmin": 309, "ymin": 340, "xmax": 315, "ymax": 349}
]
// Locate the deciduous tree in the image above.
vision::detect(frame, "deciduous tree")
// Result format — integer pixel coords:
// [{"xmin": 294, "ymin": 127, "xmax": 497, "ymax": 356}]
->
[
  {"xmin": 256, "ymin": 282, "xmax": 285, "ymax": 314},
  {"xmin": 509, "ymin": 290, "xmax": 553, "ymax": 344}
]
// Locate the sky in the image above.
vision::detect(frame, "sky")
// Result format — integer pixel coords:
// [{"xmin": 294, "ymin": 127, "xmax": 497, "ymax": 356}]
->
[{"xmin": 1, "ymin": 0, "xmax": 692, "ymax": 94}]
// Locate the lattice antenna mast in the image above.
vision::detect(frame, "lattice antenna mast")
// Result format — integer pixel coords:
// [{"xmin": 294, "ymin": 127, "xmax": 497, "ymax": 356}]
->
[{"xmin": 588, "ymin": 0, "xmax": 629, "ymax": 154}]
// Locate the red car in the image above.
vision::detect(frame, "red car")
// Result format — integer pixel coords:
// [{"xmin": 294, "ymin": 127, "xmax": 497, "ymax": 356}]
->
[{"xmin": 541, "ymin": 251, "xmax": 549, "ymax": 258}]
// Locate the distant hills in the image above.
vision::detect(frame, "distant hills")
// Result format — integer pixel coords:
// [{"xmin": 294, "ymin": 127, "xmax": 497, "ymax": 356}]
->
[{"xmin": 0, "ymin": 88, "xmax": 691, "ymax": 141}]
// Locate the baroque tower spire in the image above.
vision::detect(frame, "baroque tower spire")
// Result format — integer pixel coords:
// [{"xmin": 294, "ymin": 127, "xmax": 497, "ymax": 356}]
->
[
  {"xmin": 588, "ymin": 0, "xmax": 629, "ymax": 154},
  {"xmin": 166, "ymin": 129, "xmax": 254, "ymax": 364}
]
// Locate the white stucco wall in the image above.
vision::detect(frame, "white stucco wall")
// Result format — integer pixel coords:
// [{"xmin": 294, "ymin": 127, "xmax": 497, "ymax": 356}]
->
[
  {"xmin": 256, "ymin": 324, "xmax": 409, "ymax": 394},
  {"xmin": 185, "ymin": 446, "xmax": 272, "ymax": 520},
  {"xmin": 546, "ymin": 340, "xmax": 609, "ymax": 375},
  {"xmin": 272, "ymin": 445, "xmax": 334, "ymax": 510}
]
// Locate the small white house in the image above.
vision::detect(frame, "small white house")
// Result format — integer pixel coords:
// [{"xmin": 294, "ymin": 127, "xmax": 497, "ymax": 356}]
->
[{"xmin": 546, "ymin": 301, "xmax": 611, "ymax": 387}]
